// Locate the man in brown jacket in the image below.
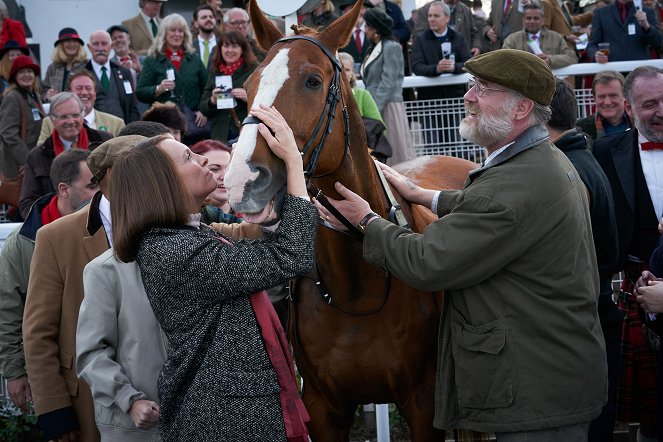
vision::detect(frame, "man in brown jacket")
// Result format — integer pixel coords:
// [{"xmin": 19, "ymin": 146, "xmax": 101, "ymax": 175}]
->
[{"xmin": 22, "ymin": 135, "xmax": 147, "ymax": 442}]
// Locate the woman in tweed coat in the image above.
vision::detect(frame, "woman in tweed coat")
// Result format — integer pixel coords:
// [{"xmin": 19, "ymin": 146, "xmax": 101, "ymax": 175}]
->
[{"xmin": 111, "ymin": 105, "xmax": 315, "ymax": 442}]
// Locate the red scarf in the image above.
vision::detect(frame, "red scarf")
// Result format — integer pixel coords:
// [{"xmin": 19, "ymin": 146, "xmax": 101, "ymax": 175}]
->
[
  {"xmin": 51, "ymin": 128, "xmax": 89, "ymax": 157},
  {"xmin": 165, "ymin": 48, "xmax": 184, "ymax": 71},
  {"xmin": 40, "ymin": 195, "xmax": 63, "ymax": 225},
  {"xmin": 249, "ymin": 292, "xmax": 310, "ymax": 441},
  {"xmin": 214, "ymin": 236, "xmax": 309, "ymax": 440},
  {"xmin": 219, "ymin": 57, "xmax": 244, "ymax": 76}
]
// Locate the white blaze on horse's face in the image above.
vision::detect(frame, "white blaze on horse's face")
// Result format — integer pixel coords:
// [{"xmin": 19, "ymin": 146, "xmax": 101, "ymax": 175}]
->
[{"xmin": 225, "ymin": 48, "xmax": 291, "ymax": 217}]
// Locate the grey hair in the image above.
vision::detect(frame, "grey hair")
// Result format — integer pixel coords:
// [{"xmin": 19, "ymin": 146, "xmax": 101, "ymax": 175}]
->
[
  {"xmin": 148, "ymin": 13, "xmax": 194, "ymax": 57},
  {"xmin": 223, "ymin": 7, "xmax": 249, "ymax": 24},
  {"xmin": 506, "ymin": 89, "xmax": 552, "ymax": 125},
  {"xmin": 428, "ymin": 1, "xmax": 451, "ymax": 17},
  {"xmin": 624, "ymin": 65, "xmax": 663, "ymax": 103},
  {"xmin": 49, "ymin": 92, "xmax": 85, "ymax": 117},
  {"xmin": 0, "ymin": 1, "xmax": 7, "ymax": 20},
  {"xmin": 338, "ymin": 52, "xmax": 357, "ymax": 87}
]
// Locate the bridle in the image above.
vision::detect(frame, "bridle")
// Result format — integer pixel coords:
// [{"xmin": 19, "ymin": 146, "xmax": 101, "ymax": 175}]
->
[{"xmin": 242, "ymin": 35, "xmax": 351, "ymax": 180}]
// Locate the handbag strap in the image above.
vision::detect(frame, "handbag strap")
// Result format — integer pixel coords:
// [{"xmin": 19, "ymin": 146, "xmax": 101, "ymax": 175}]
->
[{"xmin": 20, "ymin": 97, "xmax": 27, "ymax": 143}]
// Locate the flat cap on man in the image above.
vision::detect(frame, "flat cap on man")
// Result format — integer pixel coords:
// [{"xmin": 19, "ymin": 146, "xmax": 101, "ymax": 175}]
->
[
  {"xmin": 464, "ymin": 49, "xmax": 556, "ymax": 106},
  {"xmin": 87, "ymin": 135, "xmax": 146, "ymax": 183}
]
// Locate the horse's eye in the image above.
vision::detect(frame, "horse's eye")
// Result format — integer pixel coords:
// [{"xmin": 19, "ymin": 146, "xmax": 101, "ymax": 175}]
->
[{"xmin": 306, "ymin": 76, "xmax": 322, "ymax": 89}]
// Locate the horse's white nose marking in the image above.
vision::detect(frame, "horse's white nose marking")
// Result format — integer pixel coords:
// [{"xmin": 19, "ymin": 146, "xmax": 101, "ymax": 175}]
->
[{"xmin": 226, "ymin": 48, "xmax": 290, "ymax": 207}]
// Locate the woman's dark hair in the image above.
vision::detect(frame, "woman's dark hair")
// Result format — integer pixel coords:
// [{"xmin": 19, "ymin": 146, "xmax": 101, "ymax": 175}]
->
[
  {"xmin": 142, "ymin": 102, "xmax": 187, "ymax": 134},
  {"xmin": 209, "ymin": 31, "xmax": 257, "ymax": 73},
  {"xmin": 111, "ymin": 135, "xmax": 192, "ymax": 262},
  {"xmin": 190, "ymin": 138, "xmax": 232, "ymax": 155},
  {"xmin": 548, "ymin": 79, "xmax": 578, "ymax": 131}
]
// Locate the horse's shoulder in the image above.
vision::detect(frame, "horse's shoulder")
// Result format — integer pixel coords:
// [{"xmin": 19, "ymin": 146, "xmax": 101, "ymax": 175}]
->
[{"xmin": 395, "ymin": 155, "xmax": 477, "ymax": 191}]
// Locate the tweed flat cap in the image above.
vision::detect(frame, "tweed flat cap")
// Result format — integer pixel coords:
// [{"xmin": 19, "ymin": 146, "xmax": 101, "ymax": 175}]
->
[
  {"xmin": 463, "ymin": 49, "xmax": 555, "ymax": 106},
  {"xmin": 87, "ymin": 135, "xmax": 146, "ymax": 183}
]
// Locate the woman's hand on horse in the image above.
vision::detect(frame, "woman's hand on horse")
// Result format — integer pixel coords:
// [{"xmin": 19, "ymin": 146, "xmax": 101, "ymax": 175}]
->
[
  {"xmin": 252, "ymin": 105, "xmax": 308, "ymax": 197},
  {"xmin": 314, "ymin": 182, "xmax": 374, "ymax": 229},
  {"xmin": 378, "ymin": 162, "xmax": 437, "ymax": 209}
]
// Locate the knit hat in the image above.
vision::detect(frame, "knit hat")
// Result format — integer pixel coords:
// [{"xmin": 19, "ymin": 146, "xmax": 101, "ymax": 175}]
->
[
  {"xmin": 0, "ymin": 40, "xmax": 29, "ymax": 59},
  {"xmin": 87, "ymin": 135, "xmax": 146, "ymax": 184},
  {"xmin": 54, "ymin": 27, "xmax": 84, "ymax": 47},
  {"xmin": 9, "ymin": 55, "xmax": 40, "ymax": 82},
  {"xmin": 364, "ymin": 7, "xmax": 393, "ymax": 38},
  {"xmin": 463, "ymin": 49, "xmax": 555, "ymax": 106}
]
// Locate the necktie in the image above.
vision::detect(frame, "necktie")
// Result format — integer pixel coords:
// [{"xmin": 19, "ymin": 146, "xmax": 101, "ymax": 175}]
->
[
  {"xmin": 354, "ymin": 28, "xmax": 362, "ymax": 53},
  {"xmin": 203, "ymin": 40, "xmax": 210, "ymax": 66},
  {"xmin": 642, "ymin": 141, "xmax": 663, "ymax": 151},
  {"xmin": 100, "ymin": 66, "xmax": 110, "ymax": 94},
  {"xmin": 504, "ymin": 0, "xmax": 512, "ymax": 14},
  {"xmin": 150, "ymin": 18, "xmax": 158, "ymax": 37}
]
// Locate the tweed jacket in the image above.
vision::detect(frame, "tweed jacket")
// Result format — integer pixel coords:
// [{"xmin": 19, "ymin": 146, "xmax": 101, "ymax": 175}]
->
[
  {"xmin": 85, "ymin": 60, "xmax": 140, "ymax": 123},
  {"xmin": 42, "ymin": 61, "xmax": 88, "ymax": 97},
  {"xmin": 587, "ymin": 3, "xmax": 662, "ymax": 61},
  {"xmin": 77, "ymin": 249, "xmax": 167, "ymax": 442},
  {"xmin": 361, "ymin": 39, "xmax": 405, "ymax": 111},
  {"xmin": 137, "ymin": 51, "xmax": 208, "ymax": 111},
  {"xmin": 121, "ymin": 14, "xmax": 158, "ymax": 56},
  {"xmin": 23, "ymin": 192, "xmax": 109, "ymax": 441},
  {"xmin": 38, "ymin": 110, "xmax": 125, "ymax": 146},
  {"xmin": 18, "ymin": 126, "xmax": 111, "ymax": 219},
  {"xmin": 199, "ymin": 62, "xmax": 255, "ymax": 142},
  {"xmin": 483, "ymin": 0, "xmax": 523, "ymax": 51},
  {"xmin": 0, "ymin": 87, "xmax": 44, "ymax": 178},
  {"xmin": 0, "ymin": 195, "xmax": 51, "ymax": 381},
  {"xmin": 136, "ymin": 195, "xmax": 316, "ymax": 441},
  {"xmin": 502, "ymin": 28, "xmax": 578, "ymax": 68},
  {"xmin": 410, "ymin": 27, "xmax": 471, "ymax": 100},
  {"xmin": 364, "ymin": 124, "xmax": 607, "ymax": 432},
  {"xmin": 451, "ymin": 1, "xmax": 482, "ymax": 50}
]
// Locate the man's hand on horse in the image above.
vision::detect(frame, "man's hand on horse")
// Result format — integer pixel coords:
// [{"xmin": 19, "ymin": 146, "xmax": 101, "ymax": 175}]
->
[
  {"xmin": 377, "ymin": 162, "xmax": 438, "ymax": 209},
  {"xmin": 314, "ymin": 182, "xmax": 373, "ymax": 230}
]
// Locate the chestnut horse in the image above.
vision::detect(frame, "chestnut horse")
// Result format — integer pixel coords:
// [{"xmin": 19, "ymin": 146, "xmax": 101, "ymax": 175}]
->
[{"xmin": 224, "ymin": 1, "xmax": 477, "ymax": 440}]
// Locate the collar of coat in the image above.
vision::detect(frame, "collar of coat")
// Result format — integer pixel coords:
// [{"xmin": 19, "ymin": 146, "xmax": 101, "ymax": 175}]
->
[{"xmin": 469, "ymin": 124, "xmax": 550, "ymax": 178}]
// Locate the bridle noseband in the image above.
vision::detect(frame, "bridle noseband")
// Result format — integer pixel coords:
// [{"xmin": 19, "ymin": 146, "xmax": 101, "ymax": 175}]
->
[{"xmin": 242, "ymin": 35, "xmax": 351, "ymax": 180}]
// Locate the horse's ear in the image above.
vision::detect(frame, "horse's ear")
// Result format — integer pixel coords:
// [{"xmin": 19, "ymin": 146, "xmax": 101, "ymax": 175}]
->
[
  {"xmin": 248, "ymin": 0, "xmax": 284, "ymax": 53},
  {"xmin": 319, "ymin": 0, "xmax": 363, "ymax": 52}
]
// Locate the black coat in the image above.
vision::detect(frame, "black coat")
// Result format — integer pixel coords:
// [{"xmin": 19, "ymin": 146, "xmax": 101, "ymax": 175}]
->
[
  {"xmin": 410, "ymin": 28, "xmax": 471, "ymax": 100},
  {"xmin": 555, "ymin": 129, "xmax": 622, "ymax": 343},
  {"xmin": 18, "ymin": 126, "xmax": 111, "ymax": 218}
]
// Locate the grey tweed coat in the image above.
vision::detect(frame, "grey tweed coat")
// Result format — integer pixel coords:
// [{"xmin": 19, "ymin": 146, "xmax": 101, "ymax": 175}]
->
[{"xmin": 136, "ymin": 195, "xmax": 316, "ymax": 442}]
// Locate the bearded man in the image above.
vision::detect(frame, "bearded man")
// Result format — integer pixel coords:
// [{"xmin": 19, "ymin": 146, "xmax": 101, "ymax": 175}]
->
[{"xmin": 321, "ymin": 49, "xmax": 607, "ymax": 439}]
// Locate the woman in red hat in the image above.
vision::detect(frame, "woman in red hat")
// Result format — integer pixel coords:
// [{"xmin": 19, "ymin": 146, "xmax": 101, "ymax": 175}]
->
[
  {"xmin": 42, "ymin": 27, "xmax": 88, "ymax": 101},
  {"xmin": 0, "ymin": 54, "xmax": 43, "ymax": 180},
  {"xmin": 0, "ymin": 39, "xmax": 28, "ymax": 104}
]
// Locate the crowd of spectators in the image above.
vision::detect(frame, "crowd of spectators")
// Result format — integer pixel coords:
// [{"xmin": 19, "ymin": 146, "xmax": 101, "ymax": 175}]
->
[{"xmin": 0, "ymin": 0, "xmax": 662, "ymax": 441}]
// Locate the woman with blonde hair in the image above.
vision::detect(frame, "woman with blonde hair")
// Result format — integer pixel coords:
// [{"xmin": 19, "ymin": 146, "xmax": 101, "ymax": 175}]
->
[
  {"xmin": 42, "ymin": 27, "xmax": 87, "ymax": 100},
  {"xmin": 137, "ymin": 13, "xmax": 209, "ymax": 144},
  {"xmin": 0, "ymin": 39, "xmax": 28, "ymax": 103}
]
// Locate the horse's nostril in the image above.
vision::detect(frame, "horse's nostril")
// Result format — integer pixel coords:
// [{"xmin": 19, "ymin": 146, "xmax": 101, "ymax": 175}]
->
[{"xmin": 250, "ymin": 165, "xmax": 273, "ymax": 193}]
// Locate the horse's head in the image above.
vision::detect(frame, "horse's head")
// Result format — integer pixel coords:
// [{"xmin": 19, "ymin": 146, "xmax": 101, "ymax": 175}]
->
[{"xmin": 224, "ymin": 0, "xmax": 364, "ymax": 224}]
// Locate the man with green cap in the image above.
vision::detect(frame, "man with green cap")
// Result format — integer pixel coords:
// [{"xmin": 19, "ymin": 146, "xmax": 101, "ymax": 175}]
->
[{"xmin": 320, "ymin": 49, "xmax": 607, "ymax": 439}]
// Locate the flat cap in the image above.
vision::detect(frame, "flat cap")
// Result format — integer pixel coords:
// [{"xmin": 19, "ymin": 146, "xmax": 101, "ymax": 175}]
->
[
  {"xmin": 107, "ymin": 24, "xmax": 130, "ymax": 35},
  {"xmin": 87, "ymin": 135, "xmax": 146, "ymax": 183},
  {"xmin": 463, "ymin": 49, "xmax": 555, "ymax": 106}
]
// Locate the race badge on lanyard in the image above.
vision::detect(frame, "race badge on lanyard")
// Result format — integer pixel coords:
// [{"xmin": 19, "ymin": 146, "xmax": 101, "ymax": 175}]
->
[
  {"xmin": 123, "ymin": 80, "xmax": 133, "ymax": 94},
  {"xmin": 32, "ymin": 107, "xmax": 41, "ymax": 121}
]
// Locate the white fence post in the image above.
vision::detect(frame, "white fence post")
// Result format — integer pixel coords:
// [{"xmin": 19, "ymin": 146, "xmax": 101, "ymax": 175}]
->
[{"xmin": 376, "ymin": 404, "xmax": 391, "ymax": 442}]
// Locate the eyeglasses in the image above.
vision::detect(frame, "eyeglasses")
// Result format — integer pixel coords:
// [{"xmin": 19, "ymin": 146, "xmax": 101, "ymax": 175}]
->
[
  {"xmin": 228, "ymin": 20, "xmax": 249, "ymax": 27},
  {"xmin": 52, "ymin": 112, "xmax": 82, "ymax": 121},
  {"xmin": 467, "ymin": 77, "xmax": 507, "ymax": 97}
]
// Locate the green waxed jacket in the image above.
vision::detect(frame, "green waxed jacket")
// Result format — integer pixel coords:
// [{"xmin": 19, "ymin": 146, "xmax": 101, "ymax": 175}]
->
[
  {"xmin": 199, "ymin": 63, "xmax": 255, "ymax": 143},
  {"xmin": 137, "ymin": 52, "xmax": 208, "ymax": 111},
  {"xmin": 363, "ymin": 124, "xmax": 607, "ymax": 432}
]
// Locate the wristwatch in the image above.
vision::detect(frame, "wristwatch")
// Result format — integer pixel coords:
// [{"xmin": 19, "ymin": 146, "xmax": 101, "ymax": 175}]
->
[{"xmin": 357, "ymin": 212, "xmax": 380, "ymax": 233}]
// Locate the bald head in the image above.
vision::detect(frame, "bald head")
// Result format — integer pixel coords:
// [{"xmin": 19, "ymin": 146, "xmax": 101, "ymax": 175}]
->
[{"xmin": 88, "ymin": 30, "xmax": 112, "ymax": 65}]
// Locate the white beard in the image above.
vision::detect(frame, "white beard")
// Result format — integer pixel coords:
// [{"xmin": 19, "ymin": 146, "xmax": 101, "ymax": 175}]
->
[{"xmin": 459, "ymin": 102, "xmax": 515, "ymax": 148}]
